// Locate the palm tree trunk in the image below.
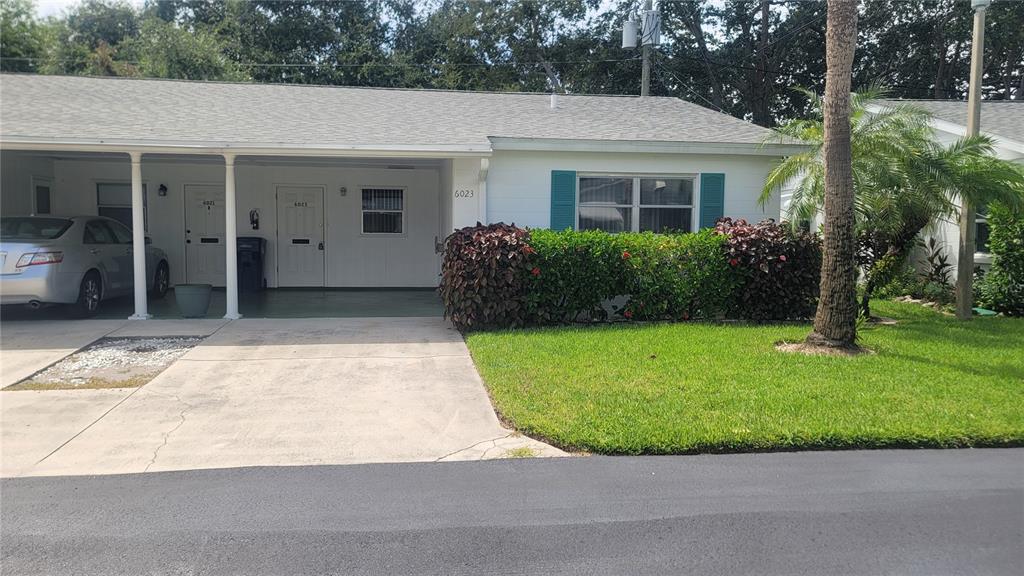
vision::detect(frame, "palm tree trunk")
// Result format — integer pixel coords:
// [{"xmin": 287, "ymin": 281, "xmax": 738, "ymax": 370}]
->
[{"xmin": 807, "ymin": 0, "xmax": 859, "ymax": 349}]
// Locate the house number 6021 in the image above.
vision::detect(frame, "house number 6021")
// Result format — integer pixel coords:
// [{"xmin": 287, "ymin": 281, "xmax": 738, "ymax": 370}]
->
[{"xmin": 454, "ymin": 189, "xmax": 475, "ymax": 198}]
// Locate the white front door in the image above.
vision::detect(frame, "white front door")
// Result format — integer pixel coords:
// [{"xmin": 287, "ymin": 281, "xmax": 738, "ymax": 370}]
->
[
  {"xmin": 184, "ymin": 184, "xmax": 226, "ymax": 286},
  {"xmin": 276, "ymin": 185, "xmax": 325, "ymax": 287}
]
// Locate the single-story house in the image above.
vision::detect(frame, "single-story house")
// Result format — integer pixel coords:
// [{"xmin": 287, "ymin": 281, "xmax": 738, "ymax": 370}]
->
[
  {"xmin": 0, "ymin": 74, "xmax": 803, "ymax": 319},
  {"xmin": 866, "ymin": 99, "xmax": 1024, "ymax": 275}
]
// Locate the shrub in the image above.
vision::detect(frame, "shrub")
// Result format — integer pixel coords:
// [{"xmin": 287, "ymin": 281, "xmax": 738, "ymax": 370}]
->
[
  {"xmin": 523, "ymin": 229, "xmax": 628, "ymax": 323},
  {"xmin": 616, "ymin": 231, "xmax": 735, "ymax": 321},
  {"xmin": 440, "ymin": 221, "xmax": 820, "ymax": 331},
  {"xmin": 977, "ymin": 204, "xmax": 1024, "ymax": 316},
  {"xmin": 525, "ymin": 229, "xmax": 734, "ymax": 323},
  {"xmin": 875, "ymin": 263, "xmax": 924, "ymax": 300},
  {"xmin": 439, "ymin": 223, "xmax": 532, "ymax": 331},
  {"xmin": 714, "ymin": 218, "xmax": 822, "ymax": 321}
]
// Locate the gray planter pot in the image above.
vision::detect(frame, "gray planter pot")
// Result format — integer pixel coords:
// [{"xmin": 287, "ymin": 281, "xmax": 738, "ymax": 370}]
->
[{"xmin": 174, "ymin": 284, "xmax": 213, "ymax": 318}]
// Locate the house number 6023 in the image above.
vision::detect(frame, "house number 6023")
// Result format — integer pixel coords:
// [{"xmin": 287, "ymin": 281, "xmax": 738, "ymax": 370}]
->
[{"xmin": 454, "ymin": 189, "xmax": 475, "ymax": 198}]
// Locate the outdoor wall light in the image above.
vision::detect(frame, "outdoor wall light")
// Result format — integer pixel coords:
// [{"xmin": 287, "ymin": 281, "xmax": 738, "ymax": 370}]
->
[{"xmin": 158, "ymin": 184, "xmax": 168, "ymax": 196}]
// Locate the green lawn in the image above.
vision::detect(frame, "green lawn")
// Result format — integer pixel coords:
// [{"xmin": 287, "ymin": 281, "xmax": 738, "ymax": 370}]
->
[{"xmin": 466, "ymin": 301, "xmax": 1024, "ymax": 454}]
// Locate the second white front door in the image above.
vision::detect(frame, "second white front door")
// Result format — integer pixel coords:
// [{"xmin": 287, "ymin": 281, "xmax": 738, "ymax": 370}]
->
[
  {"xmin": 277, "ymin": 185, "xmax": 325, "ymax": 287},
  {"xmin": 184, "ymin": 184, "xmax": 226, "ymax": 286}
]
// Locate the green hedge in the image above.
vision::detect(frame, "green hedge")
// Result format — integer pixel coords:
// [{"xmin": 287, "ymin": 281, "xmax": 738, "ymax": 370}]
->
[
  {"xmin": 440, "ymin": 222, "xmax": 821, "ymax": 331},
  {"xmin": 525, "ymin": 229, "xmax": 735, "ymax": 323},
  {"xmin": 977, "ymin": 203, "xmax": 1024, "ymax": 316}
]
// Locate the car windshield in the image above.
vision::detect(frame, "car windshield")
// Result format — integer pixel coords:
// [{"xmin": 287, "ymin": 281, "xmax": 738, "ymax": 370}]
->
[{"xmin": 0, "ymin": 217, "xmax": 74, "ymax": 240}]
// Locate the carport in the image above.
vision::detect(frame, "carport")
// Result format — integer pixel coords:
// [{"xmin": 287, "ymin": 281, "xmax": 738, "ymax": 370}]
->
[{"xmin": 1, "ymin": 75, "xmax": 493, "ymax": 320}]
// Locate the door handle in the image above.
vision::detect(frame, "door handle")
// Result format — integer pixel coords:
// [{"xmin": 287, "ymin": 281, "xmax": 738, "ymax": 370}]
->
[{"xmin": 318, "ymin": 242, "xmax": 324, "ymax": 250}]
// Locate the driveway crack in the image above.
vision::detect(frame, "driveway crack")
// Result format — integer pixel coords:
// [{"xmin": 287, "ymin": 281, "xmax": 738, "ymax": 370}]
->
[
  {"xmin": 435, "ymin": 433, "xmax": 513, "ymax": 462},
  {"xmin": 143, "ymin": 393, "xmax": 194, "ymax": 473}
]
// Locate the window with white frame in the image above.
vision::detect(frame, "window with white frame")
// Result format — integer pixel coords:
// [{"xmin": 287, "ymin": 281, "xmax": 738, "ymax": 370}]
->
[
  {"xmin": 976, "ymin": 205, "xmax": 990, "ymax": 254},
  {"xmin": 362, "ymin": 188, "xmax": 404, "ymax": 234},
  {"xmin": 578, "ymin": 176, "xmax": 694, "ymax": 233},
  {"xmin": 96, "ymin": 182, "xmax": 147, "ymax": 231}
]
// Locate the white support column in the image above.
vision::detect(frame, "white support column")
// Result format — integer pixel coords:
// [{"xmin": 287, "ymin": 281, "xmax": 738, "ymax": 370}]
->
[
  {"xmin": 478, "ymin": 158, "xmax": 489, "ymax": 225},
  {"xmin": 128, "ymin": 151, "xmax": 150, "ymax": 320},
  {"xmin": 223, "ymin": 153, "xmax": 241, "ymax": 319}
]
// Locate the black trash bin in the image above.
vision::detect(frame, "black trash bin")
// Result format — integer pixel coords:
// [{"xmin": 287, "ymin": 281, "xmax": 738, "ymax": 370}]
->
[{"xmin": 237, "ymin": 237, "xmax": 266, "ymax": 292}]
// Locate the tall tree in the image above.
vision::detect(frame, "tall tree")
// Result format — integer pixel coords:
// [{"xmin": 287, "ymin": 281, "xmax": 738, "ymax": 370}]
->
[
  {"xmin": 807, "ymin": 0, "xmax": 859, "ymax": 350},
  {"xmin": 0, "ymin": 0, "xmax": 47, "ymax": 72}
]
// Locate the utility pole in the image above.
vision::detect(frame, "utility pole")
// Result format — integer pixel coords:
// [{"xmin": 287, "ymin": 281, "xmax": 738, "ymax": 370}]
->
[
  {"xmin": 641, "ymin": 0, "xmax": 653, "ymax": 97},
  {"xmin": 956, "ymin": 0, "xmax": 990, "ymax": 320},
  {"xmin": 623, "ymin": 1, "xmax": 659, "ymax": 97}
]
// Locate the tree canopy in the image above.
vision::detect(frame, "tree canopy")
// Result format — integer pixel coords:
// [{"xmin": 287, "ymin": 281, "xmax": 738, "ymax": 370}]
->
[{"xmin": 1, "ymin": 0, "xmax": 1022, "ymax": 125}]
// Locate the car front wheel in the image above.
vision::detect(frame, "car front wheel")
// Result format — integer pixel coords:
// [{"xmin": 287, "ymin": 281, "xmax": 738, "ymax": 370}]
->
[
  {"xmin": 68, "ymin": 271, "xmax": 102, "ymax": 318},
  {"xmin": 152, "ymin": 262, "xmax": 169, "ymax": 298}
]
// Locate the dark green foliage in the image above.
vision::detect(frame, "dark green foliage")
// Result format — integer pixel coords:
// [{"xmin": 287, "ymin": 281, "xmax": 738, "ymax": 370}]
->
[
  {"xmin": 977, "ymin": 204, "xmax": 1024, "ymax": 316},
  {"xmin": 714, "ymin": 218, "xmax": 822, "ymax": 321},
  {"xmin": 522, "ymin": 229, "xmax": 628, "ymax": 323},
  {"xmin": 439, "ymin": 223, "xmax": 532, "ymax": 331},
  {"xmin": 923, "ymin": 237, "xmax": 953, "ymax": 287},
  {"xmin": 526, "ymin": 229, "xmax": 735, "ymax": 323},
  {"xmin": 0, "ymin": 0, "xmax": 46, "ymax": 72},
  {"xmin": 875, "ymin": 263, "xmax": 924, "ymax": 300}
]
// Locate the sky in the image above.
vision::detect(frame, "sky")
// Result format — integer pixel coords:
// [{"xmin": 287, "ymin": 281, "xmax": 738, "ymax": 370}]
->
[
  {"xmin": 35, "ymin": 0, "xmax": 144, "ymax": 18},
  {"xmin": 36, "ymin": 0, "xmax": 88, "ymax": 18}
]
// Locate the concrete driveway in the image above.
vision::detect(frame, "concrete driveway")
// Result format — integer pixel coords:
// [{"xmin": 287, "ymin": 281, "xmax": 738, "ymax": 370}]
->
[{"xmin": 1, "ymin": 317, "xmax": 561, "ymax": 477}]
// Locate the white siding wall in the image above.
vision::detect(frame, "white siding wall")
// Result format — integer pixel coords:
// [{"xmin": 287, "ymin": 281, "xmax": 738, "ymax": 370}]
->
[
  {"xmin": 485, "ymin": 150, "xmax": 781, "ymax": 229},
  {"xmin": 1, "ymin": 153, "xmax": 53, "ymax": 216},
  {"xmin": 46, "ymin": 158, "xmax": 441, "ymax": 287}
]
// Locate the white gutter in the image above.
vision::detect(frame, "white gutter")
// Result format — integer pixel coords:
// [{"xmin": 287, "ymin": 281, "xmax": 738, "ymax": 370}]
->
[
  {"xmin": 0, "ymin": 137, "xmax": 493, "ymax": 158},
  {"xmin": 488, "ymin": 137, "xmax": 809, "ymax": 156}
]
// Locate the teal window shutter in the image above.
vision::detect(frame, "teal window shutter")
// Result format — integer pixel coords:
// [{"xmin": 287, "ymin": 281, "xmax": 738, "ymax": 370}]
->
[
  {"xmin": 699, "ymin": 173, "xmax": 725, "ymax": 229},
  {"xmin": 550, "ymin": 170, "xmax": 577, "ymax": 230}
]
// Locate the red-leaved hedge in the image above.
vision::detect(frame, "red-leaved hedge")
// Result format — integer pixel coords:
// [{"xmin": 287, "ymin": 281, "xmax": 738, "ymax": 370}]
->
[
  {"xmin": 714, "ymin": 217, "xmax": 821, "ymax": 321},
  {"xmin": 439, "ymin": 223, "xmax": 533, "ymax": 330}
]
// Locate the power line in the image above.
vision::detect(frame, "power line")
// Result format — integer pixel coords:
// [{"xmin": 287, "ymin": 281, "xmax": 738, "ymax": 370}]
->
[{"xmin": 654, "ymin": 58, "xmax": 732, "ymax": 116}]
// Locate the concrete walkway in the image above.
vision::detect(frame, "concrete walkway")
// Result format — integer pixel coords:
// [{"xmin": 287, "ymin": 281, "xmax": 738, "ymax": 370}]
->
[{"xmin": 1, "ymin": 317, "xmax": 562, "ymax": 477}]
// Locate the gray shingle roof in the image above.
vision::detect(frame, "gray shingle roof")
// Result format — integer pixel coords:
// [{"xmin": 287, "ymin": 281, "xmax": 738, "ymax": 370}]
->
[
  {"xmin": 0, "ymin": 74, "xmax": 790, "ymax": 151},
  {"xmin": 876, "ymin": 99, "xmax": 1024, "ymax": 145}
]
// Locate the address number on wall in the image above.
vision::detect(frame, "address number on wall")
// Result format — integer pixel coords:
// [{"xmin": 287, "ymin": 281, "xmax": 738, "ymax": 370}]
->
[{"xmin": 454, "ymin": 189, "xmax": 475, "ymax": 198}]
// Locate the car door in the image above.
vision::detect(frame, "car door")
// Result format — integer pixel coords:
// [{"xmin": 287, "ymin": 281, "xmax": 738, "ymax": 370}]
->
[
  {"xmin": 82, "ymin": 219, "xmax": 124, "ymax": 296},
  {"xmin": 102, "ymin": 219, "xmax": 140, "ymax": 292}
]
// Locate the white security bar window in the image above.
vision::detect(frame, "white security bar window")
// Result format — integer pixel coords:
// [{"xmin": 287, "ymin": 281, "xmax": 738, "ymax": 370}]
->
[
  {"xmin": 578, "ymin": 176, "xmax": 694, "ymax": 233},
  {"xmin": 362, "ymin": 188, "xmax": 404, "ymax": 234},
  {"xmin": 97, "ymin": 182, "xmax": 147, "ymax": 231}
]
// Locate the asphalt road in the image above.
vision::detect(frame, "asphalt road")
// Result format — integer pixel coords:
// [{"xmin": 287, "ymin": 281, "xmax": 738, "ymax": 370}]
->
[{"xmin": 2, "ymin": 449, "xmax": 1022, "ymax": 575}]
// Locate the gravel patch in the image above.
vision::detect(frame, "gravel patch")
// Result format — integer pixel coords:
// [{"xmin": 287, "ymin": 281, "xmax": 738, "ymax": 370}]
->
[{"xmin": 7, "ymin": 337, "xmax": 203, "ymax": 390}]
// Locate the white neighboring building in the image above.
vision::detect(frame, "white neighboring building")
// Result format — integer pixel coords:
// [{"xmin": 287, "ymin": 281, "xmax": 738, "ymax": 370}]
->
[
  {"xmin": 0, "ymin": 74, "xmax": 804, "ymax": 319},
  {"xmin": 782, "ymin": 100, "xmax": 1024, "ymax": 276},
  {"xmin": 871, "ymin": 100, "xmax": 1024, "ymax": 275}
]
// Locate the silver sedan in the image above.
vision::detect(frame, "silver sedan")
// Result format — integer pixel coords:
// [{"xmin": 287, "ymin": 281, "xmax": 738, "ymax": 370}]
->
[{"xmin": 0, "ymin": 216, "xmax": 170, "ymax": 317}]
